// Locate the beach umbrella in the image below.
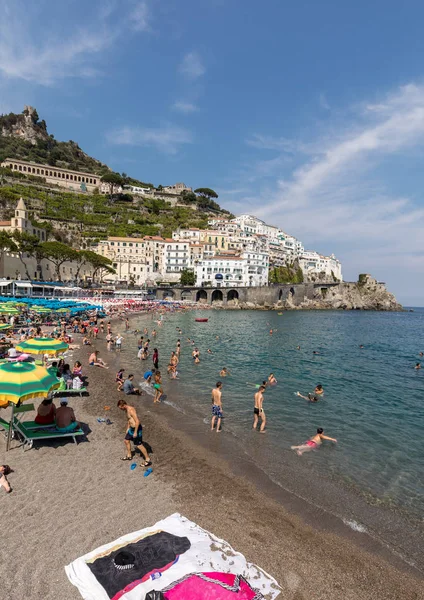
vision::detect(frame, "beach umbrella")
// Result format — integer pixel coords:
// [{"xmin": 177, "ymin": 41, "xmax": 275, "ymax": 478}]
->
[
  {"xmin": 0, "ymin": 361, "xmax": 60, "ymax": 450},
  {"xmin": 0, "ymin": 324, "xmax": 11, "ymax": 331},
  {"xmin": 15, "ymin": 337, "xmax": 69, "ymax": 356},
  {"xmin": 0, "ymin": 307, "xmax": 19, "ymax": 315}
]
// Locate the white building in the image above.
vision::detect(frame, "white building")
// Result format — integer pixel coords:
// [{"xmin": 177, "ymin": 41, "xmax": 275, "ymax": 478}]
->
[
  {"xmin": 125, "ymin": 185, "xmax": 153, "ymax": 196},
  {"xmin": 299, "ymin": 252, "xmax": 342, "ymax": 282},
  {"xmin": 195, "ymin": 248, "xmax": 268, "ymax": 288}
]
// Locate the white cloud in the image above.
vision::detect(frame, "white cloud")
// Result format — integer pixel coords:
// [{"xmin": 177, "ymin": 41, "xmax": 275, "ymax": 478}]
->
[
  {"xmin": 130, "ymin": 1, "xmax": 151, "ymax": 32},
  {"xmin": 178, "ymin": 52, "xmax": 205, "ymax": 79},
  {"xmin": 107, "ymin": 123, "xmax": 193, "ymax": 154},
  {"xmin": 233, "ymin": 84, "xmax": 424, "ymax": 294},
  {"xmin": 319, "ymin": 92, "xmax": 330, "ymax": 110},
  {"xmin": 172, "ymin": 101, "xmax": 199, "ymax": 113},
  {"xmin": 0, "ymin": 0, "xmax": 152, "ymax": 85}
]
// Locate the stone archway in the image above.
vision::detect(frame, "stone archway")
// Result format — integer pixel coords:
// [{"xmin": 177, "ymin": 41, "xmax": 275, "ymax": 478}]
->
[
  {"xmin": 289, "ymin": 287, "xmax": 295, "ymax": 296},
  {"xmin": 211, "ymin": 289, "xmax": 223, "ymax": 303},
  {"xmin": 162, "ymin": 289, "xmax": 175, "ymax": 299},
  {"xmin": 181, "ymin": 290, "xmax": 193, "ymax": 301},
  {"xmin": 279, "ymin": 289, "xmax": 283, "ymax": 300},
  {"xmin": 227, "ymin": 289, "xmax": 239, "ymax": 302},
  {"xmin": 196, "ymin": 289, "xmax": 208, "ymax": 303}
]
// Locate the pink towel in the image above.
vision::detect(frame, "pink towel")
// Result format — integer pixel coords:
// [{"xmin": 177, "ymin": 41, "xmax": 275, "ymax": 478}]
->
[{"xmin": 161, "ymin": 572, "xmax": 262, "ymax": 599}]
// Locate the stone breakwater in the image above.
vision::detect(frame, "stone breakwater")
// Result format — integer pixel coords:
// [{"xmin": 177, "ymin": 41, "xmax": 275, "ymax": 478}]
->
[{"xmin": 154, "ymin": 275, "xmax": 402, "ymax": 311}]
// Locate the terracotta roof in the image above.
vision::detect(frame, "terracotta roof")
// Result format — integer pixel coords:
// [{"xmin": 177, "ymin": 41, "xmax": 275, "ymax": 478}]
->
[{"xmin": 0, "ymin": 221, "xmax": 12, "ymax": 226}]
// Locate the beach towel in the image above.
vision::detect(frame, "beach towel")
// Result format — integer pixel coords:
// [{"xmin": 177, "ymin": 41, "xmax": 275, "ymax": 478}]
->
[
  {"xmin": 65, "ymin": 513, "xmax": 281, "ymax": 600},
  {"xmin": 146, "ymin": 572, "xmax": 263, "ymax": 599}
]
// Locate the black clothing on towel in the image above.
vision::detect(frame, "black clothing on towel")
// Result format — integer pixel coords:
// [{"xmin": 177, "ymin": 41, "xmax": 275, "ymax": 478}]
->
[{"xmin": 87, "ymin": 531, "xmax": 191, "ymax": 599}]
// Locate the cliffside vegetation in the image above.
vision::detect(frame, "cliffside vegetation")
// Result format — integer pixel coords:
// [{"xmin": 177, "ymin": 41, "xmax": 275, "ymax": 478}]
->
[{"xmin": 269, "ymin": 262, "xmax": 304, "ymax": 284}]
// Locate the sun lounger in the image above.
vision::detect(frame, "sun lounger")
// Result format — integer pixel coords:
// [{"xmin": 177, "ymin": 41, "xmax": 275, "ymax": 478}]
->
[
  {"xmin": 14, "ymin": 420, "xmax": 85, "ymax": 450},
  {"xmin": 52, "ymin": 387, "xmax": 88, "ymax": 398},
  {"xmin": 0, "ymin": 404, "xmax": 35, "ymax": 438}
]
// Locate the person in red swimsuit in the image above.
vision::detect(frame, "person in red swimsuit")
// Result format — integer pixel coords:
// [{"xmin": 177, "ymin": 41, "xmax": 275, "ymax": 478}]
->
[
  {"xmin": 35, "ymin": 398, "xmax": 56, "ymax": 425},
  {"xmin": 291, "ymin": 427, "xmax": 337, "ymax": 456}
]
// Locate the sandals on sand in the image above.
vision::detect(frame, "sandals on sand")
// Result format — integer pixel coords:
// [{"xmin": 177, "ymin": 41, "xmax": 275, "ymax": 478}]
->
[
  {"xmin": 120, "ymin": 456, "xmax": 132, "ymax": 461},
  {"xmin": 143, "ymin": 461, "xmax": 152, "ymax": 467}
]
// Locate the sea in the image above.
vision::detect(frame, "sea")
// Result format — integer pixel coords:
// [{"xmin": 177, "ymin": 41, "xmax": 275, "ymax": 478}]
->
[{"xmin": 119, "ymin": 308, "xmax": 424, "ymax": 571}]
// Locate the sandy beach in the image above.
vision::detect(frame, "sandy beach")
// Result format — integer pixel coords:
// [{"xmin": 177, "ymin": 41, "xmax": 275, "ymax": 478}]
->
[{"xmin": 1, "ymin": 323, "xmax": 423, "ymax": 600}]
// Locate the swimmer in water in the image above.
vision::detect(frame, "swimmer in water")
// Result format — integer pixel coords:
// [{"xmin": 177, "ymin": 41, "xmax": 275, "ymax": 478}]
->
[
  {"xmin": 296, "ymin": 345, "xmax": 301, "ymax": 350},
  {"xmin": 268, "ymin": 373, "xmax": 277, "ymax": 385},
  {"xmin": 415, "ymin": 363, "xmax": 421, "ymax": 370},
  {"xmin": 207, "ymin": 349, "xmax": 213, "ymax": 354},
  {"xmin": 220, "ymin": 367, "xmax": 229, "ymax": 377},
  {"xmin": 313, "ymin": 350, "xmax": 320, "ymax": 355},
  {"xmin": 419, "ymin": 352, "xmax": 423, "ymax": 357},
  {"xmin": 359, "ymin": 345, "xmax": 364, "ymax": 349},
  {"xmin": 297, "ymin": 384, "xmax": 324, "ymax": 402},
  {"xmin": 291, "ymin": 427, "xmax": 337, "ymax": 456}
]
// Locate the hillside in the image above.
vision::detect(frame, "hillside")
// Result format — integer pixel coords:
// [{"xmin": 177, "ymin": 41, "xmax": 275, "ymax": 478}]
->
[{"xmin": 0, "ymin": 106, "xmax": 109, "ymax": 175}]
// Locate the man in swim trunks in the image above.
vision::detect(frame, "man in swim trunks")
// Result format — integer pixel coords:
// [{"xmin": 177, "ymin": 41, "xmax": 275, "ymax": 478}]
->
[
  {"xmin": 117, "ymin": 399, "xmax": 152, "ymax": 466},
  {"xmin": 55, "ymin": 399, "xmax": 80, "ymax": 433},
  {"xmin": 291, "ymin": 427, "xmax": 337, "ymax": 456},
  {"xmin": 153, "ymin": 371, "xmax": 163, "ymax": 403},
  {"xmin": 253, "ymin": 385, "xmax": 266, "ymax": 433},
  {"xmin": 211, "ymin": 381, "xmax": 223, "ymax": 433}
]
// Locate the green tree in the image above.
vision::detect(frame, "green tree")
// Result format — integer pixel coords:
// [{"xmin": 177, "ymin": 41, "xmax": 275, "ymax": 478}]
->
[
  {"xmin": 180, "ymin": 268, "xmax": 196, "ymax": 286},
  {"xmin": 11, "ymin": 231, "xmax": 41, "ymax": 280},
  {"xmin": 194, "ymin": 187, "xmax": 218, "ymax": 200},
  {"xmin": 0, "ymin": 231, "xmax": 17, "ymax": 263},
  {"xmin": 40, "ymin": 241, "xmax": 78, "ymax": 281},
  {"xmin": 181, "ymin": 190, "xmax": 197, "ymax": 203},
  {"xmin": 83, "ymin": 251, "xmax": 115, "ymax": 282},
  {"xmin": 101, "ymin": 172, "xmax": 124, "ymax": 197}
]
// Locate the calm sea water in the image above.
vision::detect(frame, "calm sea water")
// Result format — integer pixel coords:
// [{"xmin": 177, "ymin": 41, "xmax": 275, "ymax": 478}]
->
[{"xmin": 122, "ymin": 308, "xmax": 424, "ymax": 556}]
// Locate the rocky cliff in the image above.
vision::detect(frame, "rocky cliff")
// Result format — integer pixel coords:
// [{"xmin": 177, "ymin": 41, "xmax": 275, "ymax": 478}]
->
[
  {"xmin": 286, "ymin": 275, "xmax": 402, "ymax": 311},
  {"xmin": 0, "ymin": 106, "xmax": 108, "ymax": 173}
]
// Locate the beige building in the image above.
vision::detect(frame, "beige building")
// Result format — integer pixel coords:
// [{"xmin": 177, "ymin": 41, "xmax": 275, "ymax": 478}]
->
[
  {"xmin": 1, "ymin": 158, "xmax": 100, "ymax": 192},
  {"xmin": 0, "ymin": 198, "xmax": 46, "ymax": 241}
]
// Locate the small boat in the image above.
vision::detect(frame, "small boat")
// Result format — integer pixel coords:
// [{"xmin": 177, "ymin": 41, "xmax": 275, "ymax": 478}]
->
[
  {"xmin": 277, "ymin": 312, "xmax": 283, "ymax": 315},
  {"xmin": 195, "ymin": 318, "xmax": 208, "ymax": 322}
]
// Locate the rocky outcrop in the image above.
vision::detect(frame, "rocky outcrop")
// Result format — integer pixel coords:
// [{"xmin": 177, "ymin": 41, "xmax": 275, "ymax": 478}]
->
[
  {"xmin": 0, "ymin": 106, "xmax": 47, "ymax": 145},
  {"xmin": 286, "ymin": 275, "xmax": 402, "ymax": 311}
]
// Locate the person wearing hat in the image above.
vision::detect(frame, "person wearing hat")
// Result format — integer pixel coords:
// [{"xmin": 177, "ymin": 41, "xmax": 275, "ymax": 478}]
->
[{"xmin": 55, "ymin": 398, "xmax": 80, "ymax": 433}]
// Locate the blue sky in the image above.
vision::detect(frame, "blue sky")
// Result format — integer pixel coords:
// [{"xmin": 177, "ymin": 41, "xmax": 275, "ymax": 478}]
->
[{"xmin": 1, "ymin": 0, "xmax": 424, "ymax": 304}]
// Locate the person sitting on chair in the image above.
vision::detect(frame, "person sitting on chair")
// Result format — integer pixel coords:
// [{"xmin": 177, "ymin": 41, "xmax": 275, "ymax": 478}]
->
[
  {"xmin": 55, "ymin": 399, "xmax": 80, "ymax": 433},
  {"xmin": 35, "ymin": 398, "xmax": 56, "ymax": 425}
]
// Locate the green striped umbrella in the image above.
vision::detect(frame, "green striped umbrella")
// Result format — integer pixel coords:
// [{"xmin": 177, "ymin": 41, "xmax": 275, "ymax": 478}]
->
[
  {"xmin": 0, "ymin": 361, "xmax": 60, "ymax": 450},
  {"xmin": 0, "ymin": 362, "xmax": 60, "ymax": 407},
  {"xmin": 0, "ymin": 307, "xmax": 19, "ymax": 314},
  {"xmin": 16, "ymin": 338, "xmax": 68, "ymax": 356},
  {"xmin": 0, "ymin": 324, "xmax": 11, "ymax": 331}
]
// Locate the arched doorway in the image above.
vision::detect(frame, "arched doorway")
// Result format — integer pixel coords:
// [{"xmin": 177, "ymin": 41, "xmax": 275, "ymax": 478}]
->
[
  {"xmin": 181, "ymin": 290, "xmax": 192, "ymax": 301},
  {"xmin": 211, "ymin": 289, "xmax": 223, "ymax": 303},
  {"xmin": 279, "ymin": 289, "xmax": 283, "ymax": 300},
  {"xmin": 289, "ymin": 287, "xmax": 295, "ymax": 297},
  {"xmin": 162, "ymin": 289, "xmax": 175, "ymax": 299},
  {"xmin": 196, "ymin": 289, "xmax": 208, "ymax": 302},
  {"xmin": 227, "ymin": 289, "xmax": 239, "ymax": 302}
]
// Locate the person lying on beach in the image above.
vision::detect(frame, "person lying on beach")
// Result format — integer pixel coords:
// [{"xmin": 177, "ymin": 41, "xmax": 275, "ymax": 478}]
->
[
  {"xmin": 253, "ymin": 386, "xmax": 266, "ymax": 433},
  {"xmin": 297, "ymin": 384, "xmax": 324, "ymax": 402},
  {"xmin": 55, "ymin": 399, "xmax": 80, "ymax": 433},
  {"xmin": 220, "ymin": 367, "xmax": 229, "ymax": 377},
  {"xmin": 291, "ymin": 428, "xmax": 337, "ymax": 456},
  {"xmin": 83, "ymin": 336, "xmax": 91, "ymax": 346},
  {"xmin": 88, "ymin": 351, "xmax": 108, "ymax": 369},
  {"xmin": 117, "ymin": 399, "xmax": 152, "ymax": 466},
  {"xmin": 0, "ymin": 465, "xmax": 12, "ymax": 493},
  {"xmin": 116, "ymin": 368, "xmax": 125, "ymax": 391}
]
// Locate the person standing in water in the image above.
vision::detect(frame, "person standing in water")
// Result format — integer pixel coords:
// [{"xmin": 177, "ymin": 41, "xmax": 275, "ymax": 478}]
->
[
  {"xmin": 211, "ymin": 382, "xmax": 223, "ymax": 433},
  {"xmin": 253, "ymin": 385, "xmax": 266, "ymax": 433},
  {"xmin": 291, "ymin": 428, "xmax": 337, "ymax": 456}
]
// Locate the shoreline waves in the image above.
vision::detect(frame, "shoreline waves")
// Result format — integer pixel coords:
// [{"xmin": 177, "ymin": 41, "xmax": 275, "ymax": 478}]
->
[{"xmin": 1, "ymin": 312, "xmax": 423, "ymax": 599}]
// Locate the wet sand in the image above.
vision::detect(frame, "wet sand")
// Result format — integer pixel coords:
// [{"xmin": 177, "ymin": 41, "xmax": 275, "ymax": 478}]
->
[{"xmin": 1, "ymin": 324, "xmax": 423, "ymax": 599}]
